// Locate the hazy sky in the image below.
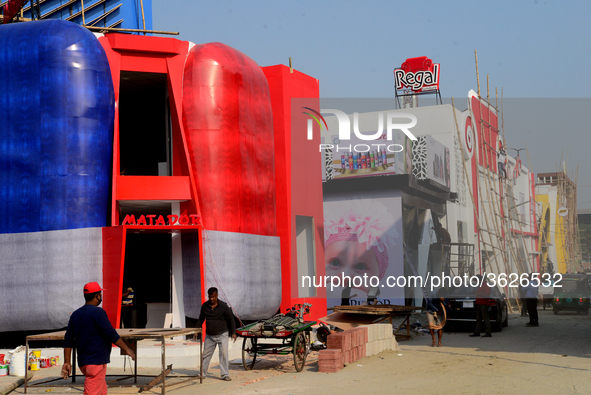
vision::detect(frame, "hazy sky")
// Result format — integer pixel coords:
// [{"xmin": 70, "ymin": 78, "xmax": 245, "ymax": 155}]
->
[{"xmin": 152, "ymin": 0, "xmax": 591, "ymax": 208}]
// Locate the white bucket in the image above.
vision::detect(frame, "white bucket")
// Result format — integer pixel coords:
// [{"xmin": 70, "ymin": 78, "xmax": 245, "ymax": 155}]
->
[
  {"xmin": 0, "ymin": 365, "xmax": 8, "ymax": 376},
  {"xmin": 8, "ymin": 346, "xmax": 26, "ymax": 377}
]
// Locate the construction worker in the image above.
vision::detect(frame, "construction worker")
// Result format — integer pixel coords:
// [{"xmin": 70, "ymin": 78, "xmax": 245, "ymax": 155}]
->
[{"xmin": 61, "ymin": 282, "xmax": 135, "ymax": 395}]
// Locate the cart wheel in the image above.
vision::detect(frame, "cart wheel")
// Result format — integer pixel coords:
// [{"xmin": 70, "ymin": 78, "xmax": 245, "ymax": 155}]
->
[
  {"xmin": 293, "ymin": 332, "xmax": 307, "ymax": 372},
  {"xmin": 242, "ymin": 338, "xmax": 257, "ymax": 370}
]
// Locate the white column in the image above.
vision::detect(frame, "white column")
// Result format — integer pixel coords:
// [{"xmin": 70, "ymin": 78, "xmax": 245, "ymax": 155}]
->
[
  {"xmin": 171, "ymin": 203, "xmax": 186, "ymax": 328},
  {"xmin": 416, "ymin": 244, "xmax": 431, "ymax": 304}
]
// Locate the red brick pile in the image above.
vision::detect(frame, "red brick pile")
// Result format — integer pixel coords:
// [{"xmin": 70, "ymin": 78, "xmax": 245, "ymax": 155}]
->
[{"xmin": 318, "ymin": 327, "xmax": 368, "ymax": 373}]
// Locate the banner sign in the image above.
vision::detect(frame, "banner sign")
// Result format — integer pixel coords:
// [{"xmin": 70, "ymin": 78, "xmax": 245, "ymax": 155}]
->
[
  {"xmin": 122, "ymin": 214, "xmax": 201, "ymax": 226},
  {"xmin": 326, "ymin": 130, "xmax": 412, "ymax": 180},
  {"xmin": 394, "ymin": 56, "xmax": 440, "ymax": 93}
]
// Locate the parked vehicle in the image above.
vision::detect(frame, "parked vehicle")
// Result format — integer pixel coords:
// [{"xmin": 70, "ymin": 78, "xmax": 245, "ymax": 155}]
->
[
  {"xmin": 553, "ymin": 274, "xmax": 590, "ymax": 315},
  {"xmin": 444, "ymin": 284, "xmax": 509, "ymax": 331}
]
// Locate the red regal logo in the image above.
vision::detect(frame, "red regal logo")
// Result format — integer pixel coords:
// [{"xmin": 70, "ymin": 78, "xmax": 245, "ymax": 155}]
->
[{"xmin": 394, "ymin": 56, "xmax": 440, "ymax": 93}]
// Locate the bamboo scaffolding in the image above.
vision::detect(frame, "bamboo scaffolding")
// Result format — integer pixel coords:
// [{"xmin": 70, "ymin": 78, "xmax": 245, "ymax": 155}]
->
[
  {"xmin": 463, "ymin": 58, "xmax": 541, "ymax": 310},
  {"xmin": 470, "ymin": 93, "xmax": 506, "ymax": 280},
  {"xmin": 489, "ymin": 103, "xmax": 533, "ymax": 301},
  {"xmin": 451, "ymin": 99, "xmax": 502, "ymax": 282},
  {"xmin": 474, "ymin": 99, "xmax": 522, "ymax": 308}
]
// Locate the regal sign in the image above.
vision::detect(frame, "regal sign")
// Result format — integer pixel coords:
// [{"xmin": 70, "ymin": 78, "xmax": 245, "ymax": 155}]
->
[{"xmin": 394, "ymin": 56, "xmax": 440, "ymax": 93}]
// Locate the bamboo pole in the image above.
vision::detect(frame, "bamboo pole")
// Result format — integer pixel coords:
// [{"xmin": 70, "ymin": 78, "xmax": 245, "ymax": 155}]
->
[
  {"xmin": 487, "ymin": 74, "xmax": 490, "ymax": 103},
  {"xmin": 475, "ymin": 50, "xmax": 481, "ymax": 97},
  {"xmin": 501, "ymin": 88, "xmax": 505, "ymax": 143},
  {"xmin": 140, "ymin": 0, "xmax": 146, "ymax": 35},
  {"xmin": 84, "ymin": 25, "xmax": 179, "ymax": 35},
  {"xmin": 81, "ymin": 0, "xmax": 85, "ymax": 25},
  {"xmin": 495, "ymin": 88, "xmax": 498, "ymax": 114}
]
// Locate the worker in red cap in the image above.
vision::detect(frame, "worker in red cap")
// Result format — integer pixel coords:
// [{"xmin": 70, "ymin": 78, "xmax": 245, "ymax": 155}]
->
[{"xmin": 61, "ymin": 282, "xmax": 135, "ymax": 395}]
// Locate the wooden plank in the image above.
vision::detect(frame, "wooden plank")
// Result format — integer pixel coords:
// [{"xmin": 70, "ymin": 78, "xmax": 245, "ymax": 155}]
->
[
  {"xmin": 26, "ymin": 328, "xmax": 201, "ymax": 341},
  {"xmin": 40, "ymin": 0, "xmax": 76, "ymax": 19},
  {"xmin": 139, "ymin": 364, "xmax": 172, "ymax": 393},
  {"xmin": 85, "ymin": 2, "xmax": 120, "ymax": 26},
  {"xmin": 333, "ymin": 305, "xmax": 422, "ymax": 314},
  {"xmin": 317, "ymin": 312, "xmax": 383, "ymax": 330},
  {"xmin": 85, "ymin": 25, "xmax": 180, "ymax": 35},
  {"xmin": 65, "ymin": 0, "xmax": 107, "ymax": 21},
  {"xmin": 106, "ymin": 18, "xmax": 122, "ymax": 28}
]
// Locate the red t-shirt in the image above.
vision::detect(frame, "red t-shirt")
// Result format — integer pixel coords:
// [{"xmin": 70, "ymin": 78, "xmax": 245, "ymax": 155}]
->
[{"xmin": 475, "ymin": 282, "xmax": 493, "ymax": 305}]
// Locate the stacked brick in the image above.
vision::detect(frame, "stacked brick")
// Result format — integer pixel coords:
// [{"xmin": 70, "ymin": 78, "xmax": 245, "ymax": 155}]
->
[
  {"xmin": 318, "ymin": 326, "xmax": 368, "ymax": 373},
  {"xmin": 318, "ymin": 324, "xmax": 400, "ymax": 373},
  {"xmin": 362, "ymin": 323, "xmax": 400, "ymax": 356},
  {"xmin": 317, "ymin": 349, "xmax": 344, "ymax": 373}
]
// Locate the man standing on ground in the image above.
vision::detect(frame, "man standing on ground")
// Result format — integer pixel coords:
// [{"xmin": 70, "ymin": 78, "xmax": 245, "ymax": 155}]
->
[
  {"xmin": 470, "ymin": 275, "xmax": 493, "ymax": 338},
  {"xmin": 61, "ymin": 282, "xmax": 136, "ymax": 395},
  {"xmin": 199, "ymin": 287, "xmax": 236, "ymax": 381},
  {"xmin": 525, "ymin": 273, "xmax": 539, "ymax": 327},
  {"xmin": 518, "ymin": 282, "xmax": 528, "ymax": 317}
]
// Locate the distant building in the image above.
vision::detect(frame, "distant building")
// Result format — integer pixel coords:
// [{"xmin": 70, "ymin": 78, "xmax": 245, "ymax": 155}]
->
[
  {"xmin": 536, "ymin": 172, "xmax": 582, "ymax": 274},
  {"xmin": 578, "ymin": 208, "xmax": 591, "ymax": 269},
  {"xmin": 320, "ymin": 90, "xmax": 539, "ymax": 305}
]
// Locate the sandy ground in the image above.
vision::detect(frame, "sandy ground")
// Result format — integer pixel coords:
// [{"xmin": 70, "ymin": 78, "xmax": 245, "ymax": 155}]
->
[{"xmin": 10, "ymin": 309, "xmax": 591, "ymax": 395}]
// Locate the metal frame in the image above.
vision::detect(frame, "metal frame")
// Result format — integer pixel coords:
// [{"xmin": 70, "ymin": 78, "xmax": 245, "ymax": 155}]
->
[{"xmin": 395, "ymin": 88, "xmax": 442, "ymax": 109}]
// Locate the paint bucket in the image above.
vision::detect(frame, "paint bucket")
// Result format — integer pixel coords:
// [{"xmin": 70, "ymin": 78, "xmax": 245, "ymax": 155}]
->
[
  {"xmin": 40, "ymin": 358, "xmax": 51, "ymax": 368},
  {"xmin": 29, "ymin": 360, "xmax": 39, "ymax": 371},
  {"xmin": 0, "ymin": 365, "xmax": 8, "ymax": 376},
  {"xmin": 50, "ymin": 356, "xmax": 57, "ymax": 366},
  {"xmin": 0, "ymin": 354, "xmax": 4, "ymax": 364},
  {"xmin": 31, "ymin": 350, "xmax": 41, "ymax": 359}
]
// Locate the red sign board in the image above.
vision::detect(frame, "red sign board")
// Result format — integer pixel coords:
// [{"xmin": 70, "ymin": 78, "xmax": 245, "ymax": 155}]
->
[
  {"xmin": 394, "ymin": 56, "xmax": 440, "ymax": 93},
  {"xmin": 122, "ymin": 214, "xmax": 201, "ymax": 226}
]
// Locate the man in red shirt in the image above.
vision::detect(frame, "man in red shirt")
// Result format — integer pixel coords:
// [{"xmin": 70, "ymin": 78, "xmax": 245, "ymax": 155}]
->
[
  {"xmin": 61, "ymin": 282, "xmax": 136, "ymax": 395},
  {"xmin": 469, "ymin": 276, "xmax": 493, "ymax": 338}
]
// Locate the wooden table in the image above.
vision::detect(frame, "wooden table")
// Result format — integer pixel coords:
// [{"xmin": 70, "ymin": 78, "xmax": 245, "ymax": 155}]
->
[
  {"xmin": 25, "ymin": 328, "xmax": 203, "ymax": 394},
  {"xmin": 330, "ymin": 305, "xmax": 424, "ymax": 339}
]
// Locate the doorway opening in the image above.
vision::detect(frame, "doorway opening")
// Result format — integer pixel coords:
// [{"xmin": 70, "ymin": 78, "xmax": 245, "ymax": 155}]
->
[
  {"xmin": 122, "ymin": 233, "xmax": 172, "ymax": 328},
  {"xmin": 119, "ymin": 71, "xmax": 171, "ymax": 176}
]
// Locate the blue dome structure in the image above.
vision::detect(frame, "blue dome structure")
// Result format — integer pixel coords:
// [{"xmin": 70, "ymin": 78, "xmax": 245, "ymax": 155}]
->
[{"xmin": 0, "ymin": 20, "xmax": 114, "ymax": 233}]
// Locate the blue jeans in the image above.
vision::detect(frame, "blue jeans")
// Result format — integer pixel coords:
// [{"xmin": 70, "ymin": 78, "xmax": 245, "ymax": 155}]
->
[{"xmin": 201, "ymin": 332, "xmax": 229, "ymax": 378}]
